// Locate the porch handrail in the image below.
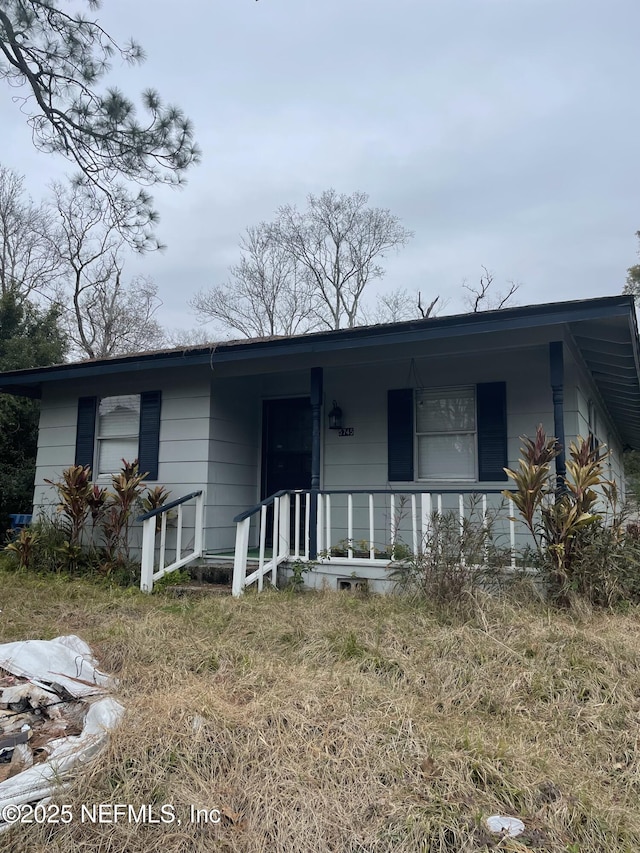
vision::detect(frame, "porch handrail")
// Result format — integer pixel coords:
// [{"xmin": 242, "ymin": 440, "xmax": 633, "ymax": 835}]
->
[
  {"xmin": 232, "ymin": 491, "xmax": 291, "ymax": 596},
  {"xmin": 294, "ymin": 488, "xmax": 515, "ymax": 495},
  {"xmin": 139, "ymin": 490, "xmax": 204, "ymax": 593},
  {"xmin": 232, "ymin": 490, "xmax": 289, "ymax": 523},
  {"xmin": 232, "ymin": 487, "xmax": 519, "ymax": 596},
  {"xmin": 137, "ymin": 490, "xmax": 203, "ymax": 522}
]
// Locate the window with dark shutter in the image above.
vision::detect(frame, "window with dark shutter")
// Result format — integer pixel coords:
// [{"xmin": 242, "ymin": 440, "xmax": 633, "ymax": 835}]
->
[
  {"xmin": 476, "ymin": 382, "xmax": 508, "ymax": 481},
  {"xmin": 388, "ymin": 389, "xmax": 414, "ymax": 481},
  {"xmin": 75, "ymin": 397, "xmax": 97, "ymax": 470},
  {"xmin": 138, "ymin": 390, "xmax": 162, "ymax": 481}
]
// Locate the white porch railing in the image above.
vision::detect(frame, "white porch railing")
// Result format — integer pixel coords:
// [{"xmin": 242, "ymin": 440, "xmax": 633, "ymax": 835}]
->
[
  {"xmin": 232, "ymin": 489, "xmax": 516, "ymax": 595},
  {"xmin": 139, "ymin": 490, "xmax": 205, "ymax": 592},
  {"xmin": 232, "ymin": 491, "xmax": 290, "ymax": 596}
]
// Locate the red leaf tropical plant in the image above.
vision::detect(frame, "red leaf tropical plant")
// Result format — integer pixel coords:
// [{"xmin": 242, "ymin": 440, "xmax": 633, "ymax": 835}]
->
[{"xmin": 503, "ymin": 425, "xmax": 610, "ymax": 605}]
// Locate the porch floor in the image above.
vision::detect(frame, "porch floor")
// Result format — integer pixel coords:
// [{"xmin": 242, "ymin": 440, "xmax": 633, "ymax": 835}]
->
[{"xmin": 205, "ymin": 547, "xmax": 273, "ymax": 560}]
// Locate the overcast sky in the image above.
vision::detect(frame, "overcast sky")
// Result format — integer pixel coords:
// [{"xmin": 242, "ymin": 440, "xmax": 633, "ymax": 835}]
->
[{"xmin": 2, "ymin": 0, "xmax": 639, "ymax": 336}]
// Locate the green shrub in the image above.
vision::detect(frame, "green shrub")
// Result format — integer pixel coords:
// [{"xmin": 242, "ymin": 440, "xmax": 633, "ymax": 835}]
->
[
  {"xmin": 504, "ymin": 426, "xmax": 638, "ymax": 607},
  {"xmin": 388, "ymin": 498, "xmax": 513, "ymax": 604}
]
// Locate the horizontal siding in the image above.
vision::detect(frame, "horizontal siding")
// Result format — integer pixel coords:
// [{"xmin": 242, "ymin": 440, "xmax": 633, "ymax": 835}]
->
[
  {"xmin": 161, "ymin": 394, "xmax": 210, "ymax": 421},
  {"xmin": 205, "ymin": 377, "xmax": 261, "ymax": 550},
  {"xmin": 37, "ymin": 426, "xmax": 78, "ymax": 448},
  {"xmin": 208, "ymin": 462, "xmax": 259, "ymax": 488},
  {"xmin": 209, "ymin": 438, "xmax": 258, "ymax": 465},
  {"xmin": 158, "ymin": 439, "xmax": 209, "ymax": 465},
  {"xmin": 323, "ymin": 346, "xmax": 554, "ymax": 491},
  {"xmin": 32, "ymin": 373, "xmax": 212, "ymax": 520},
  {"xmin": 160, "ymin": 418, "xmax": 210, "ymax": 442},
  {"xmin": 38, "ymin": 406, "xmax": 78, "ymax": 430}
]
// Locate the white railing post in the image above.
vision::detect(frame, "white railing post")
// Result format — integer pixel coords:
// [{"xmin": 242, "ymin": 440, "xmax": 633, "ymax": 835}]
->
[
  {"xmin": 317, "ymin": 494, "xmax": 324, "ymax": 555},
  {"xmin": 304, "ymin": 492, "xmax": 310, "ymax": 560},
  {"xmin": 411, "ymin": 494, "xmax": 418, "ymax": 556},
  {"xmin": 258, "ymin": 504, "xmax": 267, "ymax": 593},
  {"xmin": 294, "ymin": 492, "xmax": 301, "ymax": 559},
  {"xmin": 233, "ymin": 517, "xmax": 251, "ymax": 597},
  {"xmin": 510, "ymin": 514, "xmax": 516, "ymax": 569},
  {"xmin": 176, "ymin": 503, "xmax": 183, "ymax": 563},
  {"xmin": 272, "ymin": 496, "xmax": 280, "ymax": 564},
  {"xmin": 421, "ymin": 493, "xmax": 431, "ymax": 554},
  {"xmin": 347, "ymin": 493, "xmax": 354, "ymax": 560},
  {"xmin": 325, "ymin": 493, "xmax": 332, "ymax": 556},
  {"xmin": 482, "ymin": 493, "xmax": 488, "ymax": 564},
  {"xmin": 275, "ymin": 493, "xmax": 290, "ymax": 588},
  {"xmin": 194, "ymin": 491, "xmax": 205, "ymax": 556},
  {"xmin": 140, "ymin": 517, "xmax": 156, "ymax": 593},
  {"xmin": 459, "ymin": 493, "xmax": 466, "ymax": 566},
  {"xmin": 159, "ymin": 512, "xmax": 167, "ymax": 573},
  {"xmin": 368, "ymin": 493, "xmax": 375, "ymax": 559},
  {"xmin": 390, "ymin": 493, "xmax": 397, "ymax": 559}
]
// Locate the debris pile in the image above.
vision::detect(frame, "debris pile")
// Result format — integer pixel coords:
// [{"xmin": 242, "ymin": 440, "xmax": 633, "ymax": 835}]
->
[
  {"xmin": 0, "ymin": 636, "xmax": 123, "ymax": 830},
  {"xmin": 0, "ymin": 670, "xmax": 85, "ymax": 784}
]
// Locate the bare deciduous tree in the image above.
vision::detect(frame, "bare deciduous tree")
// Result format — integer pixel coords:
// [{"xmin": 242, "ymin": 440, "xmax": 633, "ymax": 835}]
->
[
  {"xmin": 49, "ymin": 181, "xmax": 164, "ymax": 359},
  {"xmin": 361, "ymin": 288, "xmax": 441, "ymax": 325},
  {"xmin": 462, "ymin": 266, "xmax": 520, "ymax": 313},
  {"xmin": 190, "ymin": 223, "xmax": 319, "ymax": 338},
  {"xmin": 273, "ymin": 190, "xmax": 413, "ymax": 330},
  {"xmin": 0, "ymin": 165, "xmax": 61, "ymax": 301}
]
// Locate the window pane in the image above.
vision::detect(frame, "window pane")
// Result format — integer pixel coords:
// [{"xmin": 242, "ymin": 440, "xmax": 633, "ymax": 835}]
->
[
  {"xmin": 416, "ymin": 388, "xmax": 475, "ymax": 433},
  {"xmin": 418, "ymin": 434, "xmax": 475, "ymax": 480},
  {"xmin": 98, "ymin": 438, "xmax": 139, "ymax": 475},
  {"xmin": 98, "ymin": 395, "xmax": 140, "ymax": 437}
]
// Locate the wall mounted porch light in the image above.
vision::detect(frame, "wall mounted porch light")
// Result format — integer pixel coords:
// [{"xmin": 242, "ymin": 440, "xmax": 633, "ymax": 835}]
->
[{"xmin": 328, "ymin": 400, "xmax": 343, "ymax": 430}]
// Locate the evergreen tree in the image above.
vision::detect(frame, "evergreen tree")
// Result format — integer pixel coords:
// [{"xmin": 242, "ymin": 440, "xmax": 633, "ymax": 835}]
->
[
  {"xmin": 0, "ymin": 1, "xmax": 199, "ymax": 248},
  {"xmin": 0, "ymin": 293, "xmax": 66, "ymax": 533}
]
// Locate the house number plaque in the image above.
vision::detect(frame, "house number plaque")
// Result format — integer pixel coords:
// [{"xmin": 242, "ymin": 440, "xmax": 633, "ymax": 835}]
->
[{"xmin": 338, "ymin": 428, "xmax": 354, "ymax": 437}]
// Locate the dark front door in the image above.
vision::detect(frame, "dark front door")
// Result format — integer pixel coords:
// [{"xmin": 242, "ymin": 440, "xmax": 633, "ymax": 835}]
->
[{"xmin": 261, "ymin": 397, "xmax": 312, "ymax": 499}]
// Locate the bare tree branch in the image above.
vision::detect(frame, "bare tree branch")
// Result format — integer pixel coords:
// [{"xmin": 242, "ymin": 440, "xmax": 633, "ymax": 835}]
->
[
  {"xmin": 190, "ymin": 223, "xmax": 320, "ymax": 338},
  {"xmin": 462, "ymin": 266, "xmax": 520, "ymax": 312},
  {"xmin": 0, "ymin": 1, "xmax": 200, "ymax": 248},
  {"xmin": 48, "ymin": 181, "xmax": 164, "ymax": 358},
  {"xmin": 417, "ymin": 292, "xmax": 440, "ymax": 319},
  {"xmin": 273, "ymin": 190, "xmax": 413, "ymax": 330},
  {"xmin": 0, "ymin": 164, "xmax": 61, "ymax": 301}
]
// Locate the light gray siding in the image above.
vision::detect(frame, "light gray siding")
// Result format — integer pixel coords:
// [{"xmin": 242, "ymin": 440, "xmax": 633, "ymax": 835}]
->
[
  {"xmin": 29, "ymin": 325, "xmax": 630, "ymax": 562},
  {"xmin": 33, "ymin": 368, "xmax": 213, "ymax": 559}
]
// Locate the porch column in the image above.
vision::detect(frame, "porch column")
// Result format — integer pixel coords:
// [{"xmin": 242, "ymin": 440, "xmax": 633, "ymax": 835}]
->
[
  {"xmin": 549, "ymin": 341, "xmax": 567, "ymax": 490},
  {"xmin": 309, "ymin": 367, "xmax": 323, "ymax": 559}
]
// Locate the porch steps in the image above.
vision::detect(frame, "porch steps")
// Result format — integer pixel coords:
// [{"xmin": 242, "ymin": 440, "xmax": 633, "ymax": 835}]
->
[
  {"xmin": 165, "ymin": 582, "xmax": 232, "ymax": 597},
  {"xmin": 168, "ymin": 552, "xmax": 277, "ymax": 597}
]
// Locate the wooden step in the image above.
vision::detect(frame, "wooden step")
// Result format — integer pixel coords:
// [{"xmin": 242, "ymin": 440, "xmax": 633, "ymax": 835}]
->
[
  {"xmin": 165, "ymin": 581, "xmax": 232, "ymax": 597},
  {"xmin": 189, "ymin": 561, "xmax": 232, "ymax": 586}
]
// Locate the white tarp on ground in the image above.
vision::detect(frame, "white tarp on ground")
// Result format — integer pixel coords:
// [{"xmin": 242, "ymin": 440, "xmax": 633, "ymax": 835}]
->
[
  {"xmin": 0, "ymin": 635, "xmax": 124, "ymax": 828},
  {"xmin": 0, "ymin": 635, "xmax": 112, "ymax": 697}
]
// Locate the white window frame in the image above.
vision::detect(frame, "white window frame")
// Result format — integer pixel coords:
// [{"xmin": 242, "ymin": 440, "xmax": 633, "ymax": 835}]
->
[
  {"xmin": 95, "ymin": 394, "xmax": 141, "ymax": 478},
  {"xmin": 415, "ymin": 385, "xmax": 477, "ymax": 482}
]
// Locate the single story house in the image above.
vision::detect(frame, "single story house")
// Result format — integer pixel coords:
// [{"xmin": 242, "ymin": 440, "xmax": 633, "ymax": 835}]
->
[{"xmin": 1, "ymin": 295, "xmax": 639, "ymax": 594}]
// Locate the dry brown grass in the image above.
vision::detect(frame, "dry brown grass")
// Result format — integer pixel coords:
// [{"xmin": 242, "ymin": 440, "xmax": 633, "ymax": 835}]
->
[{"xmin": 1, "ymin": 569, "xmax": 640, "ymax": 852}]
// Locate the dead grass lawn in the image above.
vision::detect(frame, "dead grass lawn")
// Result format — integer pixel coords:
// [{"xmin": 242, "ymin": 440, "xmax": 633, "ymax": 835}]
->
[{"xmin": 1, "ymin": 571, "xmax": 640, "ymax": 852}]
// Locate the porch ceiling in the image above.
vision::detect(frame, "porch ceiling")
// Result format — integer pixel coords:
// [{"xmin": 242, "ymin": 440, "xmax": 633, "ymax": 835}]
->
[{"xmin": 570, "ymin": 315, "xmax": 640, "ymax": 450}]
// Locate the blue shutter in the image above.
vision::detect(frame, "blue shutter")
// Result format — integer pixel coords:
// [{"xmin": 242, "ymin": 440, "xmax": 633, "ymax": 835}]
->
[
  {"xmin": 138, "ymin": 391, "xmax": 161, "ymax": 480},
  {"xmin": 388, "ymin": 389, "xmax": 414, "ymax": 481},
  {"xmin": 75, "ymin": 397, "xmax": 97, "ymax": 470},
  {"xmin": 477, "ymin": 382, "xmax": 508, "ymax": 481}
]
